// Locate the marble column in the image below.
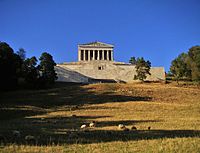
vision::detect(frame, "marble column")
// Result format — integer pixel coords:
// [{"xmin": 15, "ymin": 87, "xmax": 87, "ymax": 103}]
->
[
  {"xmin": 83, "ymin": 50, "xmax": 85, "ymax": 61},
  {"xmin": 97, "ymin": 50, "xmax": 100, "ymax": 60},
  {"xmin": 78, "ymin": 50, "xmax": 80, "ymax": 61},
  {"xmin": 92, "ymin": 50, "xmax": 95, "ymax": 60},
  {"xmin": 111, "ymin": 50, "xmax": 113, "ymax": 61},
  {"xmin": 88, "ymin": 50, "xmax": 91, "ymax": 61}
]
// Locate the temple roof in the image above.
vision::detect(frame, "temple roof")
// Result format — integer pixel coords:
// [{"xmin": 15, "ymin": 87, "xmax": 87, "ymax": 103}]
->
[{"xmin": 78, "ymin": 41, "xmax": 114, "ymax": 48}]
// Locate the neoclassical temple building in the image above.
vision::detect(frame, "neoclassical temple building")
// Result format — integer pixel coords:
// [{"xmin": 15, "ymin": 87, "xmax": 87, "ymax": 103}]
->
[
  {"xmin": 78, "ymin": 42, "xmax": 114, "ymax": 61},
  {"xmin": 55, "ymin": 41, "xmax": 165, "ymax": 83}
]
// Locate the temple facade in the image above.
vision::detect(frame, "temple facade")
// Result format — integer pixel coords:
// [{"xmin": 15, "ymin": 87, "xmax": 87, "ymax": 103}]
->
[
  {"xmin": 78, "ymin": 42, "xmax": 114, "ymax": 61},
  {"xmin": 55, "ymin": 41, "xmax": 165, "ymax": 83}
]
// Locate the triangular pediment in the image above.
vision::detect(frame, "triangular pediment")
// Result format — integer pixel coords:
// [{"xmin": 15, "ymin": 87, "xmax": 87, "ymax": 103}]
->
[{"xmin": 79, "ymin": 41, "xmax": 114, "ymax": 47}]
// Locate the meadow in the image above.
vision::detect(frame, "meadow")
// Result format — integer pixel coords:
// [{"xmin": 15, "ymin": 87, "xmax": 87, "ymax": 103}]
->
[{"xmin": 0, "ymin": 82, "xmax": 200, "ymax": 153}]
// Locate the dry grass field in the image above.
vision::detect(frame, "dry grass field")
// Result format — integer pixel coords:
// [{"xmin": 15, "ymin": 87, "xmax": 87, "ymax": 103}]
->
[{"xmin": 0, "ymin": 82, "xmax": 200, "ymax": 153}]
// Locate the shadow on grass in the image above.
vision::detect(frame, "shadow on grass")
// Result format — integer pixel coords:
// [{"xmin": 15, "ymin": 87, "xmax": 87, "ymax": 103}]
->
[
  {"xmin": 62, "ymin": 129, "xmax": 200, "ymax": 144},
  {"xmin": 0, "ymin": 82, "xmax": 151, "ymax": 107},
  {"xmin": 97, "ymin": 120, "xmax": 161, "ymax": 128},
  {"xmin": 0, "ymin": 109, "xmax": 45, "ymax": 120},
  {"xmin": 0, "ymin": 82, "xmax": 152, "ymax": 120},
  {"xmin": 0, "ymin": 115, "xmax": 199, "ymax": 145},
  {"xmin": 0, "ymin": 112, "xmax": 199, "ymax": 145},
  {"xmin": 2, "ymin": 83, "xmax": 197, "ymax": 145},
  {"xmin": 1, "ymin": 125, "xmax": 200, "ymax": 145}
]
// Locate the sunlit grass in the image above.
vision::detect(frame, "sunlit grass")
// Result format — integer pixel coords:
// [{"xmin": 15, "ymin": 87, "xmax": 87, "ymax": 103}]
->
[{"xmin": 0, "ymin": 82, "xmax": 200, "ymax": 152}]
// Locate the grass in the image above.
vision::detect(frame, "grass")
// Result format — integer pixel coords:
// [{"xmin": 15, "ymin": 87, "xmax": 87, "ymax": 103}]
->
[{"xmin": 0, "ymin": 82, "xmax": 200, "ymax": 152}]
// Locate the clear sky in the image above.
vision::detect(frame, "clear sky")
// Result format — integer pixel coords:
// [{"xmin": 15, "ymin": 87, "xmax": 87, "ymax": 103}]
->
[{"xmin": 1, "ymin": 0, "xmax": 200, "ymax": 71}]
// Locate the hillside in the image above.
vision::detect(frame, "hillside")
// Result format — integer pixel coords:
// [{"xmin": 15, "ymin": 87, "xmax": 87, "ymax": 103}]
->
[{"xmin": 0, "ymin": 82, "xmax": 200, "ymax": 152}]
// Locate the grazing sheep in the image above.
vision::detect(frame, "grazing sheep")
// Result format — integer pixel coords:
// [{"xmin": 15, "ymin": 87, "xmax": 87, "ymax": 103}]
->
[
  {"xmin": 80, "ymin": 124, "xmax": 87, "ymax": 129},
  {"xmin": 25, "ymin": 135, "xmax": 35, "ymax": 141},
  {"xmin": 71, "ymin": 114, "xmax": 76, "ymax": 117},
  {"xmin": 131, "ymin": 126, "xmax": 137, "ymax": 130},
  {"xmin": 12, "ymin": 130, "xmax": 20, "ymax": 137},
  {"xmin": 89, "ymin": 121, "xmax": 96, "ymax": 127},
  {"xmin": 118, "ymin": 124, "xmax": 125, "ymax": 129},
  {"xmin": 148, "ymin": 126, "xmax": 151, "ymax": 130}
]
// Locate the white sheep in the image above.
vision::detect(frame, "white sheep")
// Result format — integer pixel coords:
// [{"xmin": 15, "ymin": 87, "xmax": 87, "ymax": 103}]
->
[
  {"xmin": 118, "ymin": 124, "xmax": 125, "ymax": 129},
  {"xmin": 71, "ymin": 114, "xmax": 77, "ymax": 117},
  {"xmin": 89, "ymin": 121, "xmax": 96, "ymax": 127},
  {"xmin": 25, "ymin": 135, "xmax": 35, "ymax": 141},
  {"xmin": 12, "ymin": 130, "xmax": 20, "ymax": 137},
  {"xmin": 80, "ymin": 124, "xmax": 87, "ymax": 129}
]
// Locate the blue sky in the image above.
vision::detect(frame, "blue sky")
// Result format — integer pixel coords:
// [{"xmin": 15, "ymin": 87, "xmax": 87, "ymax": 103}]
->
[{"xmin": 1, "ymin": 0, "xmax": 200, "ymax": 71}]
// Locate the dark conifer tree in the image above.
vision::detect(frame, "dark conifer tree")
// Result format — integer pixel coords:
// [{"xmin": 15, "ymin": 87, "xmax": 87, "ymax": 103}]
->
[{"xmin": 39, "ymin": 52, "xmax": 57, "ymax": 85}]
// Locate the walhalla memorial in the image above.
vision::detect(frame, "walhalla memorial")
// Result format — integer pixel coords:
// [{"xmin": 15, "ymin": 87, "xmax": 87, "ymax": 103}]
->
[{"xmin": 55, "ymin": 41, "xmax": 165, "ymax": 83}]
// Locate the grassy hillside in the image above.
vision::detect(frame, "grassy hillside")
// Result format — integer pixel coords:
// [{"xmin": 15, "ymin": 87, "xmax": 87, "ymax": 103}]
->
[{"xmin": 0, "ymin": 82, "xmax": 200, "ymax": 153}]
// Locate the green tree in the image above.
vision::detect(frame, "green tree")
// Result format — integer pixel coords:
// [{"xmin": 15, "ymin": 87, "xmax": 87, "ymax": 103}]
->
[
  {"xmin": 39, "ymin": 52, "xmax": 57, "ymax": 85},
  {"xmin": 0, "ymin": 42, "xmax": 22, "ymax": 90},
  {"xmin": 170, "ymin": 53, "xmax": 191, "ymax": 83},
  {"xmin": 16, "ymin": 48, "xmax": 26, "ymax": 61},
  {"xmin": 23, "ymin": 56, "xmax": 39, "ymax": 85},
  {"xmin": 187, "ymin": 46, "xmax": 200, "ymax": 81},
  {"xmin": 129, "ymin": 56, "xmax": 137, "ymax": 65},
  {"xmin": 134, "ymin": 57, "xmax": 151, "ymax": 81}
]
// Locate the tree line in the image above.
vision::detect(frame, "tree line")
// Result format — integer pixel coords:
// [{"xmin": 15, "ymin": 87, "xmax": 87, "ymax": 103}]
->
[
  {"xmin": 0, "ymin": 42, "xmax": 57, "ymax": 90},
  {"xmin": 169, "ymin": 46, "xmax": 200, "ymax": 83},
  {"xmin": 1, "ymin": 41, "xmax": 198, "ymax": 90},
  {"xmin": 129, "ymin": 45, "xmax": 200, "ymax": 83}
]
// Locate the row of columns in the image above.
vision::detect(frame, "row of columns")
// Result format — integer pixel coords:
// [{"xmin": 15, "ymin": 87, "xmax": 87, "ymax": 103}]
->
[{"xmin": 78, "ymin": 49, "xmax": 113, "ymax": 61}]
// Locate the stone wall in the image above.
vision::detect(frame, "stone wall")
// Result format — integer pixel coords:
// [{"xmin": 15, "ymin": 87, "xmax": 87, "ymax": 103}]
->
[{"xmin": 55, "ymin": 61, "xmax": 165, "ymax": 83}]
